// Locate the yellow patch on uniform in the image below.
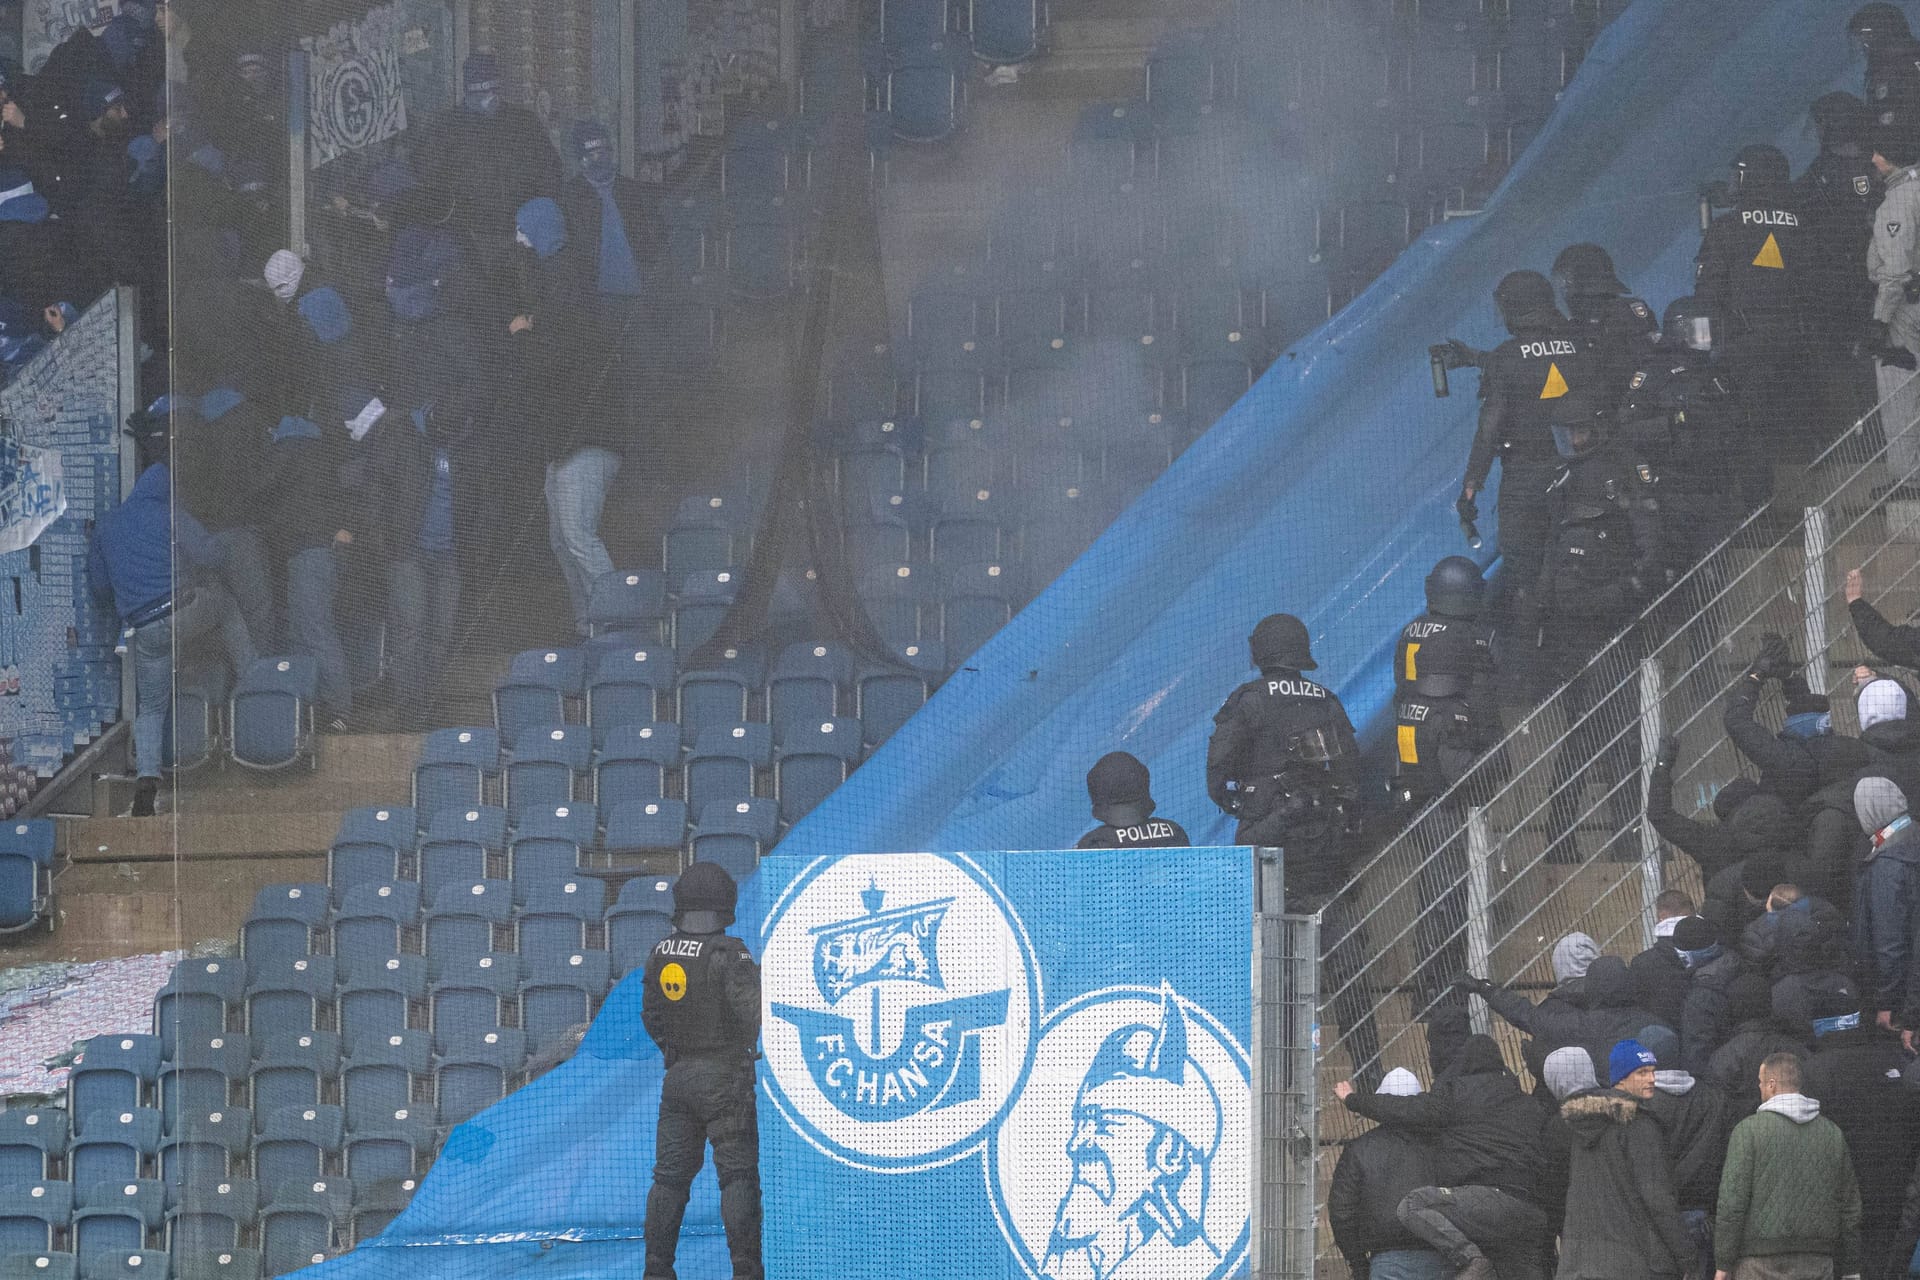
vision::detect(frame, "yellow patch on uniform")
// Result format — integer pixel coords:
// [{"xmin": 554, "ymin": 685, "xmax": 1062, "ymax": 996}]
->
[
  {"xmin": 1397, "ymin": 724, "xmax": 1420, "ymax": 765},
  {"xmin": 1752, "ymin": 233, "xmax": 1784, "ymax": 270},
  {"xmin": 1403, "ymin": 641, "xmax": 1420, "ymax": 682},
  {"xmin": 660, "ymin": 962, "xmax": 688, "ymax": 1001},
  {"xmin": 1539, "ymin": 362, "xmax": 1569, "ymax": 399}
]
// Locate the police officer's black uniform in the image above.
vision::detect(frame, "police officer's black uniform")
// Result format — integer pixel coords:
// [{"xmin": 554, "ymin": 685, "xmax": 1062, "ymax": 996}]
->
[
  {"xmin": 1551, "ymin": 243, "xmax": 1661, "ymax": 406},
  {"xmin": 1853, "ymin": 4, "xmax": 1920, "ymax": 146},
  {"xmin": 1077, "ymin": 750, "xmax": 1191, "ymax": 848},
  {"xmin": 1696, "ymin": 145, "xmax": 1820, "ymax": 460},
  {"xmin": 1457, "ymin": 271, "xmax": 1606, "ymax": 626},
  {"xmin": 1797, "ymin": 92, "xmax": 1882, "ymax": 426},
  {"xmin": 642, "ymin": 862, "xmax": 763, "ymax": 1280}
]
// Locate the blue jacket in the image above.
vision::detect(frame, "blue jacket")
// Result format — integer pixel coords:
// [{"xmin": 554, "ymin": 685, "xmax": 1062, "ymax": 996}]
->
[
  {"xmin": 88, "ymin": 463, "xmax": 224, "ymax": 622},
  {"xmin": 1854, "ymin": 823, "xmax": 1920, "ymax": 1020}
]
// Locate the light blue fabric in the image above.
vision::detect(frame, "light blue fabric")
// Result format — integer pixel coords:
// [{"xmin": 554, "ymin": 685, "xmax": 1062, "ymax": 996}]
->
[
  {"xmin": 593, "ymin": 181, "xmax": 643, "ymax": 296},
  {"xmin": 515, "ymin": 197, "xmax": 567, "ymax": 259}
]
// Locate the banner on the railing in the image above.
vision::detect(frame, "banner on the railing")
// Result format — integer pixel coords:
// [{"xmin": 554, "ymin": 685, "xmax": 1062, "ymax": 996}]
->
[
  {"xmin": 759, "ymin": 847, "xmax": 1255, "ymax": 1280},
  {"xmin": 0, "ymin": 437, "xmax": 64, "ymax": 554},
  {"xmin": 302, "ymin": 0, "xmax": 409, "ymax": 168},
  {"xmin": 22, "ymin": 0, "xmax": 107, "ymax": 75}
]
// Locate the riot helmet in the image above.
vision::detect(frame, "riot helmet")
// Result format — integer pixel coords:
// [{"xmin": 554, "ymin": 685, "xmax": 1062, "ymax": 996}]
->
[
  {"xmin": 1550, "ymin": 243, "xmax": 1626, "ymax": 302},
  {"xmin": 1086, "ymin": 751, "xmax": 1156, "ymax": 828},
  {"xmin": 1493, "ymin": 270, "xmax": 1559, "ymax": 334},
  {"xmin": 1810, "ymin": 91, "xmax": 1872, "ymax": 153},
  {"xmin": 672, "ymin": 860, "xmax": 738, "ymax": 932},
  {"xmin": 1550, "ymin": 400, "xmax": 1609, "ymax": 460},
  {"xmin": 1730, "ymin": 144, "xmax": 1791, "ymax": 196},
  {"xmin": 1660, "ymin": 295, "xmax": 1713, "ymax": 353},
  {"xmin": 1249, "ymin": 612, "xmax": 1316, "ymax": 671},
  {"xmin": 1851, "ymin": 3, "xmax": 1913, "ymax": 53},
  {"xmin": 1425, "ymin": 556, "xmax": 1486, "ymax": 618}
]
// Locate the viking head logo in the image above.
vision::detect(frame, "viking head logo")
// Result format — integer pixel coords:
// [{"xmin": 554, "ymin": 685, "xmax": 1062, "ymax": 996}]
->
[{"xmin": 1043, "ymin": 985, "xmax": 1222, "ymax": 1280}]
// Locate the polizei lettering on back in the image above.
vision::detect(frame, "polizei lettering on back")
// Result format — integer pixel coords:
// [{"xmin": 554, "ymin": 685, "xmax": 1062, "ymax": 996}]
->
[
  {"xmin": 1114, "ymin": 821, "xmax": 1180, "ymax": 844},
  {"xmin": 655, "ymin": 937, "xmax": 706, "ymax": 958},
  {"xmin": 1518, "ymin": 339, "xmax": 1579, "ymax": 358},
  {"xmin": 1402, "ymin": 621, "xmax": 1450, "ymax": 639},
  {"xmin": 1266, "ymin": 680, "xmax": 1326, "ymax": 698},
  {"xmin": 1740, "ymin": 210, "xmax": 1800, "ymax": 227}
]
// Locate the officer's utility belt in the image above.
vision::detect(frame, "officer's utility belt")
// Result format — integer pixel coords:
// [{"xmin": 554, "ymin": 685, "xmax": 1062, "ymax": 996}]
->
[{"xmin": 125, "ymin": 596, "xmax": 173, "ymax": 629}]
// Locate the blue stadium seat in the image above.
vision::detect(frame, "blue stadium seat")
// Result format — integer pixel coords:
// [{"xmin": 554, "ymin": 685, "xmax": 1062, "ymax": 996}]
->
[
  {"xmin": 239, "ymin": 885, "xmax": 326, "ymax": 980},
  {"xmin": 423, "ymin": 802, "xmax": 508, "ymax": 855},
  {"xmin": 1016, "ymin": 422, "xmax": 1095, "ymax": 494},
  {"xmin": 1022, "ymin": 481, "xmax": 1117, "ymax": 589},
  {"xmin": 259, "ymin": 1178, "xmax": 349, "ymax": 1276},
  {"xmin": 429, "ymin": 954, "xmax": 518, "ymax": 1054},
  {"xmin": 878, "ymin": 0, "xmax": 949, "ymax": 57},
  {"xmin": 942, "ymin": 561, "xmax": 1020, "ymax": 660},
  {"xmin": 1146, "ymin": 32, "xmax": 1220, "ymax": 125},
  {"xmin": 520, "ymin": 951, "xmax": 611, "ymax": 1050},
  {"xmin": 156, "ymin": 1107, "xmax": 249, "ymax": 1183},
  {"xmin": 594, "ymin": 723, "xmax": 682, "ymax": 806},
  {"xmin": 690, "ymin": 801, "xmax": 779, "ymax": 881},
  {"xmin": 830, "ymin": 416, "xmax": 917, "ymax": 513},
  {"xmin": 924, "ymin": 415, "xmax": 1008, "ymax": 504},
  {"xmin": 506, "ymin": 646, "xmax": 586, "ymax": 697},
  {"xmin": 676, "ymin": 647, "xmax": 767, "ymax": 730},
  {"xmin": 254, "ymin": 1105, "xmax": 345, "ymax": 1196},
  {"xmin": 968, "ymin": 0, "xmax": 1041, "ymax": 64},
  {"xmin": 505, "ymin": 727, "xmax": 591, "ymax": 822},
  {"xmin": 167, "ymin": 1178, "xmax": 257, "ymax": 1258},
  {"xmin": 0, "ymin": 824, "xmax": 52, "ymax": 933},
  {"xmin": 490, "ymin": 679, "xmax": 562, "ymax": 755},
  {"xmin": 1416, "ymin": 119, "xmax": 1492, "ymax": 190},
  {"xmin": 0, "ymin": 1108, "xmax": 66, "ymax": 1183},
  {"xmin": 412, "ymin": 729, "xmax": 500, "ymax": 819},
  {"xmin": 168, "ymin": 1249, "xmax": 257, "ymax": 1280},
  {"xmin": 827, "ymin": 342, "xmax": 900, "ymax": 420},
  {"xmin": 857, "ymin": 564, "xmax": 932, "ymax": 649},
  {"xmin": 587, "ymin": 570, "xmax": 670, "ymax": 643},
  {"xmin": 0, "ymin": 1255, "xmax": 75, "ymax": 1280},
  {"xmin": 1084, "ymin": 263, "xmax": 1163, "ymax": 342},
  {"xmin": 516, "ymin": 883, "xmax": 598, "ymax": 965},
  {"xmin": 157, "ymin": 1034, "xmax": 248, "ymax": 1125},
  {"xmin": 337, "ymin": 956, "xmax": 426, "ymax": 1054},
  {"xmin": 340, "ymin": 1032, "xmax": 431, "ymax": 1132},
  {"xmin": 586, "ymin": 647, "xmax": 678, "ymax": 742},
  {"xmin": 1182, "ymin": 355, "xmax": 1255, "ymax": 426},
  {"xmin": 844, "ymin": 491, "xmax": 919, "ymax": 578},
  {"xmin": 243, "ymin": 956, "xmax": 334, "ymax": 1044},
  {"xmin": 0, "ymin": 1183, "xmax": 70, "ymax": 1255},
  {"xmin": 775, "ymin": 719, "xmax": 862, "ymax": 825},
  {"xmin": 929, "ymin": 485, "xmax": 1010, "ymax": 565},
  {"xmin": 250, "ymin": 1032, "xmax": 339, "ymax": 1128},
  {"xmin": 71, "ymin": 1179, "xmax": 163, "ymax": 1269},
  {"xmin": 660, "ymin": 192, "xmax": 718, "ymax": 281},
  {"xmin": 993, "ymin": 281, "xmax": 1072, "ymax": 345},
  {"xmin": 768, "ymin": 643, "xmax": 853, "ymax": 742},
  {"xmin": 686, "ymin": 724, "xmax": 773, "ymax": 818},
  {"xmin": 906, "ymin": 283, "xmax": 985, "ymax": 371},
  {"xmin": 602, "ymin": 800, "xmax": 688, "ymax": 857},
  {"xmin": 1069, "ymin": 102, "xmax": 1145, "ymax": 182},
  {"xmin": 1102, "ymin": 411, "xmax": 1178, "ymax": 489},
  {"xmin": 671, "ymin": 570, "xmax": 743, "ymax": 658},
  {"xmin": 68, "ymin": 1109, "xmax": 161, "ymax": 1197},
  {"xmin": 508, "ymin": 804, "xmax": 598, "ymax": 903},
  {"xmin": 349, "ymin": 1179, "xmax": 418, "ymax": 1246},
  {"xmin": 331, "ymin": 883, "xmax": 422, "ymax": 977},
  {"xmin": 912, "ymin": 367, "xmax": 985, "ymax": 430},
  {"xmin": 344, "ymin": 1111, "xmax": 433, "ymax": 1187},
  {"xmin": 664, "ymin": 495, "xmax": 747, "ymax": 581},
  {"xmin": 724, "ymin": 209, "xmax": 799, "ymax": 300},
  {"xmin": 0, "ymin": 818, "xmax": 54, "ymax": 862},
  {"xmin": 70, "ymin": 1037, "xmax": 161, "ymax": 1131},
  {"xmin": 153, "ymin": 959, "xmax": 242, "ymax": 1059},
  {"xmin": 606, "ymin": 876, "xmax": 677, "ymax": 977},
  {"xmin": 229, "ymin": 657, "xmax": 316, "ymax": 771},
  {"xmin": 436, "ymin": 1029, "xmax": 526, "ymax": 1126},
  {"xmin": 856, "ymin": 643, "xmax": 944, "ymax": 750},
  {"xmin": 722, "ymin": 118, "xmax": 808, "ymax": 203},
  {"xmin": 327, "ymin": 807, "xmax": 415, "ymax": 908},
  {"xmin": 423, "ymin": 882, "xmax": 512, "ymax": 967}
]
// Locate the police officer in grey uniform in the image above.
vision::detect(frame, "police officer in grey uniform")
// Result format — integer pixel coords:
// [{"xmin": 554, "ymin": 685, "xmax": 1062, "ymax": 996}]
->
[
  {"xmin": 642, "ymin": 862, "xmax": 762, "ymax": 1280},
  {"xmin": 1550, "ymin": 243, "xmax": 1660, "ymax": 405},
  {"xmin": 1077, "ymin": 751, "xmax": 1190, "ymax": 849},
  {"xmin": 1868, "ymin": 122, "xmax": 1920, "ymax": 490}
]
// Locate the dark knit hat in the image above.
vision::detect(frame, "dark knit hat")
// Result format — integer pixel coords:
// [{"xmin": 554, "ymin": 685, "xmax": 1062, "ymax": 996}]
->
[{"xmin": 1671, "ymin": 916, "xmax": 1718, "ymax": 952}]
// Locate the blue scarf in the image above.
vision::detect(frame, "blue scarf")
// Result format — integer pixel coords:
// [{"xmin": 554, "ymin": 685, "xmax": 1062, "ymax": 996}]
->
[
  {"xmin": 592, "ymin": 177, "xmax": 643, "ymax": 297},
  {"xmin": 1811, "ymin": 1012, "xmax": 1860, "ymax": 1037},
  {"xmin": 1677, "ymin": 942, "xmax": 1723, "ymax": 970}
]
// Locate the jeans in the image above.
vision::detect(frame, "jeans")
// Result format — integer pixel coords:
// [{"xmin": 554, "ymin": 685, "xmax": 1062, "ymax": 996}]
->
[
  {"xmin": 1397, "ymin": 1185, "xmax": 1549, "ymax": 1280},
  {"xmin": 287, "ymin": 546, "xmax": 350, "ymax": 718},
  {"xmin": 210, "ymin": 526, "xmax": 275, "ymax": 651},
  {"xmin": 1682, "ymin": 1207, "xmax": 1715, "ymax": 1280},
  {"xmin": 1368, "ymin": 1249, "xmax": 1451, "ymax": 1280},
  {"xmin": 644, "ymin": 1056, "xmax": 762, "ymax": 1280},
  {"xmin": 545, "ymin": 447, "xmax": 621, "ymax": 635},
  {"xmin": 1877, "ymin": 359, "xmax": 1920, "ymax": 492},
  {"xmin": 131, "ymin": 584, "xmax": 258, "ymax": 778},
  {"xmin": 387, "ymin": 550, "xmax": 461, "ymax": 722}
]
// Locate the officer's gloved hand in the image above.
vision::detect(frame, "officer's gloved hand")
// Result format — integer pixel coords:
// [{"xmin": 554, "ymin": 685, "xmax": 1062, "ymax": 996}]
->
[
  {"xmin": 1451, "ymin": 975, "xmax": 1495, "ymax": 997},
  {"xmin": 1455, "ymin": 491, "xmax": 1479, "ymax": 524},
  {"xmin": 1746, "ymin": 631, "xmax": 1794, "ymax": 682},
  {"xmin": 1442, "ymin": 338, "xmax": 1483, "ymax": 370},
  {"xmin": 1655, "ymin": 735, "xmax": 1681, "ymax": 771}
]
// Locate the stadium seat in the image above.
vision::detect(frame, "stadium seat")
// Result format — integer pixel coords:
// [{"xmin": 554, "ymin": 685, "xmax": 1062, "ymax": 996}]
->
[
  {"xmin": 691, "ymin": 800, "xmax": 780, "ymax": 880},
  {"xmin": 517, "ymin": 881, "xmax": 600, "ymax": 958},
  {"xmin": 885, "ymin": 56, "xmax": 961, "ymax": 143},
  {"xmin": 830, "ymin": 416, "xmax": 916, "ymax": 512},
  {"xmin": 722, "ymin": 118, "xmax": 807, "ymax": 203},
  {"xmin": 70, "ymin": 1037, "xmax": 162, "ymax": 1131},
  {"xmin": 493, "ymin": 649, "xmax": 584, "ymax": 749},
  {"xmin": 0, "ymin": 1108, "xmax": 67, "ymax": 1183},
  {"xmin": 506, "ymin": 646, "xmax": 586, "ymax": 697},
  {"xmin": 337, "ymin": 956, "xmax": 426, "ymax": 1053},
  {"xmin": 348, "ymin": 1177, "xmax": 417, "ymax": 1245},
  {"xmin": 326, "ymin": 807, "xmax": 415, "ymax": 908},
  {"xmin": 664, "ymin": 495, "xmax": 746, "ymax": 581},
  {"xmin": 520, "ymin": 951, "xmax": 611, "ymax": 1050},
  {"xmin": 768, "ymin": 642, "xmax": 853, "ymax": 741},
  {"xmin": 1070, "ymin": 102, "xmax": 1145, "ymax": 182},
  {"xmin": 169, "ymin": 1250, "xmax": 257, "ymax": 1280},
  {"xmin": 1084, "ymin": 262, "xmax": 1163, "ymax": 342},
  {"xmin": 508, "ymin": 804, "xmax": 598, "ymax": 902},
  {"xmin": 607, "ymin": 876, "xmax": 677, "ymax": 977},
  {"xmin": 239, "ymin": 885, "xmax": 327, "ymax": 980},
  {"xmin": 0, "ymin": 838, "xmax": 51, "ymax": 934},
  {"xmin": 156, "ymin": 1107, "xmax": 249, "ymax": 1183},
  {"xmin": 258, "ymin": 1179, "xmax": 349, "ymax": 1276},
  {"xmin": 343, "ymin": 1110, "xmax": 433, "ymax": 1187},
  {"xmin": 423, "ymin": 881, "xmax": 512, "ymax": 967},
  {"xmin": 71, "ymin": 1180, "xmax": 164, "ymax": 1266},
  {"xmin": 586, "ymin": 570, "xmax": 669, "ymax": 643},
  {"xmin": 844, "ymin": 490, "xmax": 919, "ymax": 577},
  {"xmin": 912, "ymin": 366, "xmax": 986, "ymax": 430},
  {"xmin": 826, "ymin": 342, "xmax": 900, "ymax": 420},
  {"xmin": 504, "ymin": 727, "xmax": 591, "ymax": 821},
  {"xmin": 775, "ymin": 719, "xmax": 863, "ymax": 825},
  {"xmin": 924, "ymin": 414, "xmax": 1007, "ymax": 501},
  {"xmin": 243, "ymin": 956, "xmax": 334, "ymax": 1044},
  {"xmin": 228, "ymin": 657, "xmax": 316, "ymax": 771},
  {"xmin": 153, "ymin": 959, "xmax": 242, "ymax": 1059},
  {"xmin": 0, "ymin": 818, "xmax": 54, "ymax": 862},
  {"xmin": 250, "ymin": 1031, "xmax": 340, "ymax": 1127},
  {"xmin": 676, "ymin": 647, "xmax": 768, "ymax": 729},
  {"xmin": 906, "ymin": 283, "xmax": 985, "ymax": 370},
  {"xmin": 724, "ymin": 208, "xmax": 799, "ymax": 300},
  {"xmin": 671, "ymin": 570, "xmax": 743, "ymax": 657},
  {"xmin": 253, "ymin": 1105, "xmax": 345, "ymax": 1195},
  {"xmin": 331, "ymin": 883, "xmax": 423, "ymax": 976},
  {"xmin": 68, "ymin": 1110, "xmax": 161, "ymax": 1196},
  {"xmin": 1102, "ymin": 412, "xmax": 1178, "ymax": 490},
  {"xmin": 602, "ymin": 800, "xmax": 689, "ymax": 857},
  {"xmin": 942, "ymin": 561, "xmax": 1019, "ymax": 660},
  {"xmin": 157, "ymin": 1034, "xmax": 248, "ymax": 1125},
  {"xmin": 968, "ymin": 0, "xmax": 1041, "ymax": 64},
  {"xmin": 1016, "ymin": 422, "xmax": 1096, "ymax": 495},
  {"xmin": 166, "ymin": 1178, "xmax": 257, "ymax": 1257},
  {"xmin": 856, "ymin": 643, "xmax": 944, "ymax": 750},
  {"xmin": 435, "ymin": 1030, "xmax": 526, "ymax": 1126},
  {"xmin": 0, "ymin": 1183, "xmax": 71, "ymax": 1255},
  {"xmin": 585, "ymin": 647, "xmax": 678, "ymax": 742},
  {"xmin": 594, "ymin": 723, "xmax": 682, "ymax": 806},
  {"xmin": 857, "ymin": 563, "xmax": 932, "ymax": 649},
  {"xmin": 929, "ymin": 485, "xmax": 1010, "ymax": 564},
  {"xmin": 340, "ymin": 1032, "xmax": 432, "ymax": 1132},
  {"xmin": 0, "ymin": 1255, "xmax": 76, "ymax": 1280},
  {"xmin": 429, "ymin": 954, "xmax": 518, "ymax": 1054},
  {"xmin": 1182, "ymin": 355, "xmax": 1254, "ymax": 427},
  {"xmin": 76, "ymin": 1251, "xmax": 168, "ymax": 1280},
  {"xmin": 1146, "ymin": 32, "xmax": 1220, "ymax": 125},
  {"xmin": 411, "ymin": 729, "xmax": 501, "ymax": 819},
  {"xmin": 686, "ymin": 724, "xmax": 773, "ymax": 818},
  {"xmin": 878, "ymin": 0, "xmax": 949, "ymax": 56}
]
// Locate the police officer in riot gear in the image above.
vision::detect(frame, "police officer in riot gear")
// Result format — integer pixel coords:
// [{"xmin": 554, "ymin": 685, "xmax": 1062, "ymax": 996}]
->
[
  {"xmin": 1798, "ymin": 92, "xmax": 1882, "ymax": 424},
  {"xmin": 642, "ymin": 862, "xmax": 763, "ymax": 1280},
  {"xmin": 1455, "ymin": 271, "xmax": 1604, "ymax": 631},
  {"xmin": 1851, "ymin": 3, "xmax": 1920, "ymax": 143},
  {"xmin": 1077, "ymin": 751, "xmax": 1191, "ymax": 848},
  {"xmin": 1696, "ymin": 143, "xmax": 1820, "ymax": 464},
  {"xmin": 1550, "ymin": 243, "xmax": 1660, "ymax": 403},
  {"xmin": 1618, "ymin": 295, "xmax": 1750, "ymax": 551}
]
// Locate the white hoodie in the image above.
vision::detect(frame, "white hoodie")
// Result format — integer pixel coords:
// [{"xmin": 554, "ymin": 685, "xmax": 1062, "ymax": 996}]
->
[{"xmin": 1757, "ymin": 1091, "xmax": 1820, "ymax": 1123}]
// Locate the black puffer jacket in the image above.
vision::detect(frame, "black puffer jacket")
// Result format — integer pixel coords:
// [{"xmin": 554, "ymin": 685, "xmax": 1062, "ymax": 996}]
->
[
  {"xmin": 1703, "ymin": 974, "xmax": 1810, "ymax": 1115},
  {"xmin": 1805, "ymin": 1026, "xmax": 1920, "ymax": 1236},
  {"xmin": 1328, "ymin": 1125, "xmax": 1440, "ymax": 1275},
  {"xmin": 1740, "ymin": 896, "xmax": 1852, "ymax": 982},
  {"xmin": 1805, "ymin": 777, "xmax": 1868, "ymax": 910},
  {"xmin": 1851, "ymin": 596, "xmax": 1920, "ymax": 675},
  {"xmin": 1557, "ymin": 1090, "xmax": 1695, "ymax": 1280},
  {"xmin": 1724, "ymin": 674, "xmax": 1872, "ymax": 806},
  {"xmin": 1629, "ymin": 942, "xmax": 1695, "ymax": 1030},
  {"xmin": 1484, "ymin": 956, "xmax": 1662, "ymax": 1090},
  {"xmin": 1862, "ymin": 716, "xmax": 1920, "ymax": 807},
  {"xmin": 1680, "ymin": 950, "xmax": 1745, "ymax": 1074},
  {"xmin": 1341, "ymin": 1035, "xmax": 1549, "ymax": 1202},
  {"xmin": 1640, "ymin": 1071, "xmax": 1733, "ymax": 1211}
]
